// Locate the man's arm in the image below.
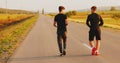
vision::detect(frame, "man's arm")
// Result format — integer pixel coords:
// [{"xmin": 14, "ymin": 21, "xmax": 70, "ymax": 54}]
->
[
  {"xmin": 86, "ymin": 15, "xmax": 91, "ymax": 27},
  {"xmin": 99, "ymin": 16, "xmax": 104, "ymax": 26},
  {"xmin": 54, "ymin": 16, "xmax": 57, "ymax": 27},
  {"xmin": 65, "ymin": 19, "xmax": 68, "ymax": 26},
  {"xmin": 65, "ymin": 15, "xmax": 68, "ymax": 26},
  {"xmin": 53, "ymin": 21, "xmax": 57, "ymax": 27}
]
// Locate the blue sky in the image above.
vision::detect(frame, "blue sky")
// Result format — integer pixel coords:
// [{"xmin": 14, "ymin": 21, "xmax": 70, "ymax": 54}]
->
[{"xmin": 0, "ymin": 0, "xmax": 120, "ymax": 12}]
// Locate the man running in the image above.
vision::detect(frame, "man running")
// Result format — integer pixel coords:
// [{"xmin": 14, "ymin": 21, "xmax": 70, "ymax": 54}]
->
[
  {"xmin": 86, "ymin": 6, "xmax": 104, "ymax": 56},
  {"xmin": 54, "ymin": 6, "xmax": 68, "ymax": 56}
]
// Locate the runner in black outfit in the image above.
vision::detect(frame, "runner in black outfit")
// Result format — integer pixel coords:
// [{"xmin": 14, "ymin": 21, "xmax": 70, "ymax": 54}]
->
[
  {"xmin": 54, "ymin": 6, "xmax": 68, "ymax": 56},
  {"xmin": 86, "ymin": 6, "xmax": 104, "ymax": 56}
]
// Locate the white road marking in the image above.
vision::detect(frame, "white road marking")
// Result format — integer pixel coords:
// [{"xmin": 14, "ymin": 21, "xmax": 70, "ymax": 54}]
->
[{"xmin": 83, "ymin": 43, "xmax": 92, "ymax": 50}]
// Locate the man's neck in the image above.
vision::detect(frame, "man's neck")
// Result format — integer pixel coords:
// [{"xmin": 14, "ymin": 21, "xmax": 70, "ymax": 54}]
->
[
  {"xmin": 92, "ymin": 12, "xmax": 96, "ymax": 14},
  {"xmin": 92, "ymin": 11, "xmax": 96, "ymax": 14},
  {"xmin": 59, "ymin": 12, "xmax": 64, "ymax": 14}
]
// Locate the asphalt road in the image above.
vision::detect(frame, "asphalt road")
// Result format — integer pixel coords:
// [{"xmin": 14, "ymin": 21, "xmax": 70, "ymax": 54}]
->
[{"xmin": 8, "ymin": 15, "xmax": 120, "ymax": 63}]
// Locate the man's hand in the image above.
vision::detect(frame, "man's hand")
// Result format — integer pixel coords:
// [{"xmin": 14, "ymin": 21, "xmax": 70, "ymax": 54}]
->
[
  {"xmin": 53, "ymin": 21, "xmax": 57, "ymax": 27},
  {"xmin": 65, "ymin": 19, "xmax": 68, "ymax": 26}
]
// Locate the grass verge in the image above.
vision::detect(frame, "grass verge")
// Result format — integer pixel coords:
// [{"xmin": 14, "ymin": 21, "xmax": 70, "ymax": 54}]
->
[
  {"xmin": 68, "ymin": 18, "xmax": 120, "ymax": 30},
  {"xmin": 0, "ymin": 15, "xmax": 39, "ymax": 62}
]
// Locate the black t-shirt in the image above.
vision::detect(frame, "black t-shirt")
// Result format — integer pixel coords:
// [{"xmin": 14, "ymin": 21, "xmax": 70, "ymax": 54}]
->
[
  {"xmin": 54, "ymin": 14, "xmax": 67, "ymax": 33},
  {"xmin": 86, "ymin": 13, "xmax": 104, "ymax": 30}
]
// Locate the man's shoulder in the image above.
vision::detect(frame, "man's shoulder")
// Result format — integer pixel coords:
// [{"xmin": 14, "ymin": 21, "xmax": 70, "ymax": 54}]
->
[
  {"xmin": 55, "ymin": 14, "xmax": 61, "ymax": 17},
  {"xmin": 55, "ymin": 14, "xmax": 66, "ymax": 17},
  {"xmin": 88, "ymin": 13, "xmax": 94, "ymax": 16},
  {"xmin": 54, "ymin": 14, "xmax": 59, "ymax": 19},
  {"xmin": 95, "ymin": 13, "xmax": 100, "ymax": 16},
  {"xmin": 87, "ymin": 14, "xmax": 91, "ymax": 17},
  {"xmin": 94, "ymin": 13, "xmax": 101, "ymax": 18},
  {"xmin": 62, "ymin": 14, "xmax": 67, "ymax": 16},
  {"xmin": 55, "ymin": 14, "xmax": 59, "ymax": 17},
  {"xmin": 89, "ymin": 13, "xmax": 100, "ymax": 16}
]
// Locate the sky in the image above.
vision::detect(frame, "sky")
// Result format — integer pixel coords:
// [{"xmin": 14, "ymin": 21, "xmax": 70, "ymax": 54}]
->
[{"xmin": 0, "ymin": 0, "xmax": 120, "ymax": 12}]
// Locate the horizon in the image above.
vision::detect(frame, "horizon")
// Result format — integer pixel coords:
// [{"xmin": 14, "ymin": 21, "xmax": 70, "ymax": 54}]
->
[{"xmin": 0, "ymin": 0, "xmax": 120, "ymax": 12}]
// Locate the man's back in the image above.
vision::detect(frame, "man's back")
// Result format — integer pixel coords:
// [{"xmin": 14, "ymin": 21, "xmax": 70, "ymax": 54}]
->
[
  {"xmin": 53, "ymin": 6, "xmax": 68, "ymax": 56},
  {"xmin": 87, "ymin": 13, "xmax": 103, "ymax": 29},
  {"xmin": 54, "ymin": 14, "xmax": 67, "ymax": 32}
]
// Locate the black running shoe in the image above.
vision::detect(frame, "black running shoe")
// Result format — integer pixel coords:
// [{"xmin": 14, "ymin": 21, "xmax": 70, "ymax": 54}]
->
[{"xmin": 63, "ymin": 50, "xmax": 66, "ymax": 55}]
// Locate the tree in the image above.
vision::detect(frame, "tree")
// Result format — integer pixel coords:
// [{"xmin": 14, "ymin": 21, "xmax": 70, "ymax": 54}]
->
[
  {"xmin": 42, "ymin": 8, "xmax": 44, "ymax": 15},
  {"xmin": 65, "ymin": 11, "xmax": 77, "ymax": 17},
  {"xmin": 72, "ymin": 11, "xmax": 77, "ymax": 15},
  {"xmin": 110, "ymin": 6, "xmax": 116, "ymax": 11}
]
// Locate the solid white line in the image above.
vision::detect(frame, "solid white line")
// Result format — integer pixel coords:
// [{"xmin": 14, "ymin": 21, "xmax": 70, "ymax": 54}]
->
[{"xmin": 83, "ymin": 43, "xmax": 92, "ymax": 50}]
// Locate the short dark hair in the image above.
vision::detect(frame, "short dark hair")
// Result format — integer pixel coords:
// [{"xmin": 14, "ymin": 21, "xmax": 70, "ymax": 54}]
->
[
  {"xmin": 59, "ymin": 6, "xmax": 65, "ymax": 12},
  {"xmin": 91, "ymin": 6, "xmax": 97, "ymax": 11}
]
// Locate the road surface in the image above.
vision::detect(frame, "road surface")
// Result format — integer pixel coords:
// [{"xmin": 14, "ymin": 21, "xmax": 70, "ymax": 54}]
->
[{"xmin": 8, "ymin": 15, "xmax": 120, "ymax": 63}]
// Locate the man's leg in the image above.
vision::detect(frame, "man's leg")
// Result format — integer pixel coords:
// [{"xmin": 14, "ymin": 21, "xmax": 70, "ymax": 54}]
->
[
  {"xmin": 95, "ymin": 40, "xmax": 101, "ymax": 55},
  {"xmin": 62, "ymin": 32, "xmax": 67, "ymax": 55},
  {"xmin": 89, "ymin": 41, "xmax": 94, "ymax": 48},
  {"xmin": 96, "ymin": 40, "xmax": 100, "ymax": 52},
  {"xmin": 57, "ymin": 34, "xmax": 62, "ymax": 55},
  {"xmin": 63, "ymin": 32, "xmax": 67, "ymax": 50},
  {"xmin": 89, "ymin": 30, "xmax": 95, "ymax": 48},
  {"xmin": 95, "ymin": 29, "xmax": 101, "ymax": 55},
  {"xmin": 89, "ymin": 30, "xmax": 96, "ymax": 55}
]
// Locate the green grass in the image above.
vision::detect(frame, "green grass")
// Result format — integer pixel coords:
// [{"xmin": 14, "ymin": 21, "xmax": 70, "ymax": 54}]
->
[
  {"xmin": 67, "ymin": 10, "xmax": 120, "ymax": 30},
  {"xmin": 103, "ymin": 18, "xmax": 120, "ymax": 25},
  {"xmin": 68, "ymin": 18, "xmax": 120, "ymax": 30},
  {"xmin": 0, "ymin": 15, "xmax": 38, "ymax": 61},
  {"xmin": 48, "ymin": 10, "xmax": 120, "ymax": 30}
]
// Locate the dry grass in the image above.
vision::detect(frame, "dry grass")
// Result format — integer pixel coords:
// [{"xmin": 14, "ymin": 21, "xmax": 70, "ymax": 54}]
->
[
  {"xmin": 0, "ymin": 15, "xmax": 38, "ymax": 62},
  {"xmin": 0, "ymin": 14, "xmax": 34, "ymax": 26}
]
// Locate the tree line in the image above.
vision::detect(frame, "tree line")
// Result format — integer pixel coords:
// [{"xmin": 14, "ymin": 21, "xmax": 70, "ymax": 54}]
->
[{"xmin": 0, "ymin": 8, "xmax": 37, "ymax": 14}]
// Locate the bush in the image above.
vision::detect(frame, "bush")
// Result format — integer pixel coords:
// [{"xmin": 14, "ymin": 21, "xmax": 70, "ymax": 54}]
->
[
  {"xmin": 112, "ymin": 13, "xmax": 120, "ymax": 19},
  {"xmin": 66, "ymin": 11, "xmax": 77, "ymax": 17},
  {"xmin": 110, "ymin": 6, "xmax": 117, "ymax": 11}
]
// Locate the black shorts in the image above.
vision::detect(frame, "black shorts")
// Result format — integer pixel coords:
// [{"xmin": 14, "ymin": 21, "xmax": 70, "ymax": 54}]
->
[{"xmin": 89, "ymin": 29, "xmax": 101, "ymax": 41}]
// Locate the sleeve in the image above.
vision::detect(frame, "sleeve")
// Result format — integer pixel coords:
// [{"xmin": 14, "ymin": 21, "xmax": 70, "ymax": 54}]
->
[
  {"xmin": 86, "ymin": 15, "xmax": 91, "ymax": 27},
  {"xmin": 99, "ymin": 16, "xmax": 104, "ymax": 26},
  {"xmin": 54, "ymin": 15, "xmax": 57, "ymax": 22},
  {"xmin": 65, "ymin": 15, "xmax": 67, "ymax": 19}
]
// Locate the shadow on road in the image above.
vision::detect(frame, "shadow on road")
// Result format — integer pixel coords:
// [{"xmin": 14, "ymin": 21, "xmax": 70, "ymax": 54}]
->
[{"xmin": 8, "ymin": 54, "xmax": 91, "ymax": 61}]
